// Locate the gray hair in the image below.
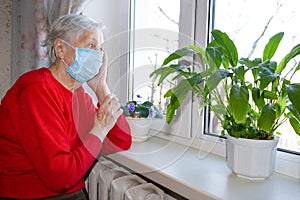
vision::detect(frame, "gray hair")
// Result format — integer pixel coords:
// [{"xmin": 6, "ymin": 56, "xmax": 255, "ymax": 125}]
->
[{"xmin": 43, "ymin": 14, "xmax": 104, "ymax": 63}]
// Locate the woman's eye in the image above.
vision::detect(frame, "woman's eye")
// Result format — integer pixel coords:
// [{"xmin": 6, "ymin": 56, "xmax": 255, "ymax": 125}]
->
[{"xmin": 88, "ymin": 43, "xmax": 94, "ymax": 49}]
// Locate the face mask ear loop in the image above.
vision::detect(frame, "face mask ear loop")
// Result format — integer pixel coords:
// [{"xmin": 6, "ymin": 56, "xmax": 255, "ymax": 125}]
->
[
  {"xmin": 60, "ymin": 58, "xmax": 69, "ymax": 68},
  {"xmin": 60, "ymin": 40, "xmax": 75, "ymax": 68},
  {"xmin": 61, "ymin": 39, "xmax": 75, "ymax": 49}
]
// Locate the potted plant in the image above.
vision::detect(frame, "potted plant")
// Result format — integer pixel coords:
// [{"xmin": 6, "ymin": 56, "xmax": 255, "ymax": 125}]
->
[
  {"xmin": 122, "ymin": 95, "xmax": 163, "ymax": 142},
  {"xmin": 150, "ymin": 29, "xmax": 300, "ymax": 180}
]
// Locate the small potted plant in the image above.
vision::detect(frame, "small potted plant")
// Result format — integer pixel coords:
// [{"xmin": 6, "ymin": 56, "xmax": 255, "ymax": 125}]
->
[
  {"xmin": 122, "ymin": 95, "xmax": 163, "ymax": 142},
  {"xmin": 150, "ymin": 30, "xmax": 300, "ymax": 180}
]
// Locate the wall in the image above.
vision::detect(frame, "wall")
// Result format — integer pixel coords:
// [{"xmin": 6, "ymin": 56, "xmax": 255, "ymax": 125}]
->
[{"xmin": 0, "ymin": 0, "xmax": 12, "ymax": 99}]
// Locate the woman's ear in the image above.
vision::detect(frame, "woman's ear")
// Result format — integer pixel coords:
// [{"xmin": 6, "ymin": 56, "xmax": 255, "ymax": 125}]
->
[{"xmin": 53, "ymin": 38, "xmax": 66, "ymax": 60}]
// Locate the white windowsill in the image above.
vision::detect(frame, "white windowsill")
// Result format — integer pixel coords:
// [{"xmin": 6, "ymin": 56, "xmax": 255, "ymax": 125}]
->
[{"xmin": 108, "ymin": 136, "xmax": 300, "ymax": 200}]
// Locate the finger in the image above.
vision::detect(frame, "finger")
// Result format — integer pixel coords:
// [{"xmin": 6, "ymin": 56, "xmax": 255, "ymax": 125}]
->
[
  {"xmin": 109, "ymin": 96, "xmax": 119, "ymax": 107},
  {"xmin": 102, "ymin": 94, "xmax": 114, "ymax": 105},
  {"xmin": 104, "ymin": 95, "xmax": 120, "ymax": 108},
  {"xmin": 116, "ymin": 102, "xmax": 121, "ymax": 110},
  {"xmin": 114, "ymin": 108, "xmax": 123, "ymax": 119},
  {"xmin": 100, "ymin": 51, "xmax": 108, "ymax": 72},
  {"xmin": 97, "ymin": 95, "xmax": 118, "ymax": 116},
  {"xmin": 111, "ymin": 102, "xmax": 121, "ymax": 115},
  {"xmin": 101, "ymin": 50, "xmax": 107, "ymax": 64}
]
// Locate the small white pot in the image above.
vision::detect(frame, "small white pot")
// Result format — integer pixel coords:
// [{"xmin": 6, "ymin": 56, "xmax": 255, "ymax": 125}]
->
[
  {"xmin": 126, "ymin": 117, "xmax": 152, "ymax": 142},
  {"xmin": 226, "ymin": 134, "xmax": 279, "ymax": 180}
]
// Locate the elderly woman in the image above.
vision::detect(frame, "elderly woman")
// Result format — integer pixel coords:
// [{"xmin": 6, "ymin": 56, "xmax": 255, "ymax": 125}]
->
[{"xmin": 0, "ymin": 14, "xmax": 131, "ymax": 199}]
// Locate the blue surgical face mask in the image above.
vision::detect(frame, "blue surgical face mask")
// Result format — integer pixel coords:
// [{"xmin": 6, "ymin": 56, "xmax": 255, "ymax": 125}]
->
[{"xmin": 62, "ymin": 40, "xmax": 103, "ymax": 83}]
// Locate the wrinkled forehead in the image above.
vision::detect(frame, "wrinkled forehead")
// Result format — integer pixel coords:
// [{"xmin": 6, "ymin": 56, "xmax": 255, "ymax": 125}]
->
[{"xmin": 74, "ymin": 29, "xmax": 104, "ymax": 47}]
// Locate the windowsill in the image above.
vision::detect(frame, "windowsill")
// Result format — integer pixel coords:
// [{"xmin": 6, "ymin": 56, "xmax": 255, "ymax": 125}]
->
[{"xmin": 108, "ymin": 136, "xmax": 300, "ymax": 200}]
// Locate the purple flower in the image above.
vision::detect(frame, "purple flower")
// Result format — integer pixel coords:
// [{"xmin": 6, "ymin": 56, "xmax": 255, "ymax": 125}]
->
[
  {"xmin": 149, "ymin": 107, "xmax": 156, "ymax": 118},
  {"xmin": 127, "ymin": 102, "xmax": 135, "ymax": 112},
  {"xmin": 136, "ymin": 94, "xmax": 142, "ymax": 98}
]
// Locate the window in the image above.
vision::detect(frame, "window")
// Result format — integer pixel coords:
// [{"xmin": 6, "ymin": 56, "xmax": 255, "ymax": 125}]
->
[
  {"xmin": 129, "ymin": 0, "xmax": 300, "ymax": 154},
  {"xmin": 129, "ymin": 0, "xmax": 200, "ymax": 138},
  {"xmin": 211, "ymin": 0, "xmax": 300, "ymax": 154},
  {"xmin": 129, "ymin": 0, "xmax": 180, "ymax": 114}
]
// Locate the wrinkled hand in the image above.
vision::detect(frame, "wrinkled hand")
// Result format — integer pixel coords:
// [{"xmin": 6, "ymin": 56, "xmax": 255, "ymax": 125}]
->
[
  {"xmin": 87, "ymin": 50, "xmax": 110, "ymax": 104},
  {"xmin": 90, "ymin": 94, "xmax": 123, "ymax": 141}
]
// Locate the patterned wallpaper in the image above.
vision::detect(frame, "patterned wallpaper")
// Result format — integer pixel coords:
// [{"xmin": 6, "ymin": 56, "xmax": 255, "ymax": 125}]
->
[{"xmin": 0, "ymin": 0, "xmax": 12, "ymax": 99}]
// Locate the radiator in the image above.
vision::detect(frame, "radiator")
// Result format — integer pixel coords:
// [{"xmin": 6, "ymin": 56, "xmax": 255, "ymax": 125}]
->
[{"xmin": 87, "ymin": 157, "xmax": 165, "ymax": 200}]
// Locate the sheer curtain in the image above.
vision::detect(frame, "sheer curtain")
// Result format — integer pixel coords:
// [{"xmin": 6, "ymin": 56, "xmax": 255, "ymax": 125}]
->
[{"xmin": 11, "ymin": 0, "xmax": 90, "ymax": 83}]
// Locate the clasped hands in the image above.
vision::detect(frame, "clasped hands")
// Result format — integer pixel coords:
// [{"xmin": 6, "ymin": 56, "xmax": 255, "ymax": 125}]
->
[{"xmin": 87, "ymin": 50, "xmax": 123, "ymax": 141}]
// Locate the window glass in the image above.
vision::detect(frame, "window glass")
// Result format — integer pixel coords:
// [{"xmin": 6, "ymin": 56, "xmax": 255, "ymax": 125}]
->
[
  {"xmin": 211, "ymin": 0, "xmax": 300, "ymax": 153},
  {"xmin": 130, "ymin": 0, "xmax": 180, "ymax": 114}
]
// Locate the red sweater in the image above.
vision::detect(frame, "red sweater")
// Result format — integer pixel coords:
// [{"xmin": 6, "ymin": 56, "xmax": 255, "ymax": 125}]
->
[{"xmin": 0, "ymin": 68, "xmax": 131, "ymax": 199}]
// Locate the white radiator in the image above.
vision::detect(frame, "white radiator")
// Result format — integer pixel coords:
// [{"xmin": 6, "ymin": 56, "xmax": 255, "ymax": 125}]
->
[{"xmin": 87, "ymin": 157, "xmax": 165, "ymax": 200}]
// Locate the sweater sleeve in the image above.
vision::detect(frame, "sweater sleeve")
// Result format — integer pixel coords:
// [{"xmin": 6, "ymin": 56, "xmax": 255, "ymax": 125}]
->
[
  {"xmin": 74, "ymin": 91, "xmax": 132, "ymax": 155},
  {"xmin": 11, "ymin": 83, "xmax": 102, "ymax": 193},
  {"xmin": 102, "ymin": 114, "xmax": 132, "ymax": 155}
]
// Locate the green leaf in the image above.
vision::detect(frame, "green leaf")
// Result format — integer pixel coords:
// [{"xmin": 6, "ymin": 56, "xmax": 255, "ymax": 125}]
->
[
  {"xmin": 122, "ymin": 105, "xmax": 131, "ymax": 116},
  {"xmin": 166, "ymin": 104, "xmax": 176, "ymax": 123},
  {"xmin": 164, "ymin": 89, "xmax": 173, "ymax": 98},
  {"xmin": 286, "ymin": 84, "xmax": 300, "ymax": 115},
  {"xmin": 205, "ymin": 69, "xmax": 230, "ymax": 92},
  {"xmin": 164, "ymin": 77, "xmax": 201, "ymax": 123},
  {"xmin": 185, "ymin": 45, "xmax": 207, "ymax": 63},
  {"xmin": 276, "ymin": 44, "xmax": 300, "ymax": 73},
  {"xmin": 211, "ymin": 29, "xmax": 239, "ymax": 67},
  {"xmin": 263, "ymin": 32, "xmax": 284, "ymax": 61},
  {"xmin": 289, "ymin": 117, "xmax": 300, "ymax": 136},
  {"xmin": 229, "ymin": 85, "xmax": 249, "ymax": 124},
  {"xmin": 206, "ymin": 46, "xmax": 222, "ymax": 68},
  {"xmin": 276, "ymin": 95, "xmax": 286, "ymax": 115},
  {"xmin": 162, "ymin": 48, "xmax": 193, "ymax": 66},
  {"xmin": 239, "ymin": 57, "xmax": 262, "ymax": 68},
  {"xmin": 127, "ymin": 100, "xmax": 137, "ymax": 105},
  {"xmin": 258, "ymin": 67, "xmax": 279, "ymax": 91},
  {"xmin": 258, "ymin": 103, "xmax": 276, "ymax": 133},
  {"xmin": 252, "ymin": 66, "xmax": 260, "ymax": 81},
  {"xmin": 232, "ymin": 66, "xmax": 245, "ymax": 81},
  {"xmin": 252, "ymin": 87, "xmax": 265, "ymax": 111},
  {"xmin": 136, "ymin": 106, "xmax": 149, "ymax": 118},
  {"xmin": 293, "ymin": 62, "xmax": 300, "ymax": 74},
  {"xmin": 150, "ymin": 64, "xmax": 186, "ymax": 85},
  {"xmin": 195, "ymin": 66, "xmax": 213, "ymax": 79},
  {"xmin": 287, "ymin": 104, "xmax": 300, "ymax": 122},
  {"xmin": 240, "ymin": 57, "xmax": 262, "ymax": 80},
  {"xmin": 262, "ymin": 90, "xmax": 277, "ymax": 100},
  {"xmin": 140, "ymin": 101, "xmax": 153, "ymax": 109}
]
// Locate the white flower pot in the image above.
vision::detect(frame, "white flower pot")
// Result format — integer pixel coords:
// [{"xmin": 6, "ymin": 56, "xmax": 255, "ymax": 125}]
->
[
  {"xmin": 126, "ymin": 117, "xmax": 152, "ymax": 142},
  {"xmin": 226, "ymin": 134, "xmax": 279, "ymax": 180}
]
